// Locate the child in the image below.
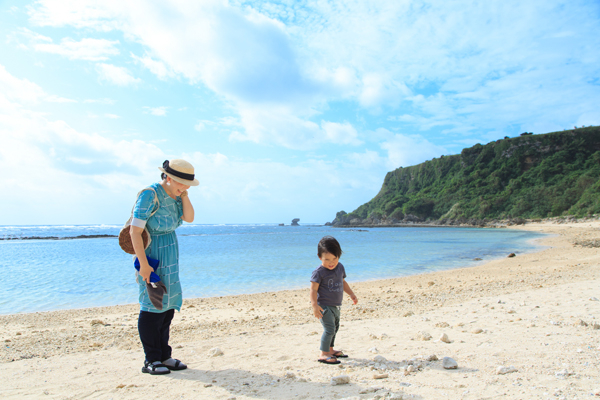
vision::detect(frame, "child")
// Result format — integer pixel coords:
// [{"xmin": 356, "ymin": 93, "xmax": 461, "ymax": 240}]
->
[{"xmin": 310, "ymin": 236, "xmax": 358, "ymax": 364}]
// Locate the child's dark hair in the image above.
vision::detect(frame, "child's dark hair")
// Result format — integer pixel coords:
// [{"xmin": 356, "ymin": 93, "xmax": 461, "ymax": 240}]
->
[
  {"xmin": 161, "ymin": 172, "xmax": 167, "ymax": 180},
  {"xmin": 317, "ymin": 236, "xmax": 343, "ymax": 258}
]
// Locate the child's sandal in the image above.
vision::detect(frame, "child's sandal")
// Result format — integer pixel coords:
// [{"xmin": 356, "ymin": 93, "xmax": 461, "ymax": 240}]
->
[
  {"xmin": 318, "ymin": 356, "xmax": 340, "ymax": 364},
  {"xmin": 332, "ymin": 351, "xmax": 348, "ymax": 358}
]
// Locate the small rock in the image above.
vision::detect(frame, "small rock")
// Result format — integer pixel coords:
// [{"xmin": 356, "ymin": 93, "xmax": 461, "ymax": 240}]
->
[
  {"xmin": 425, "ymin": 354, "xmax": 438, "ymax": 361},
  {"xmin": 555, "ymin": 369, "xmax": 573, "ymax": 378},
  {"xmin": 416, "ymin": 331, "xmax": 432, "ymax": 341},
  {"xmin": 90, "ymin": 320, "xmax": 104, "ymax": 326},
  {"xmin": 439, "ymin": 333, "xmax": 451, "ymax": 343},
  {"xmin": 472, "ymin": 328, "xmax": 483, "ymax": 334},
  {"xmin": 435, "ymin": 322, "xmax": 449, "ymax": 328},
  {"xmin": 496, "ymin": 366, "xmax": 518, "ymax": 375},
  {"xmin": 208, "ymin": 347, "xmax": 224, "ymax": 357},
  {"xmin": 403, "ymin": 311, "xmax": 414, "ymax": 317},
  {"xmin": 368, "ymin": 347, "xmax": 379, "ymax": 353},
  {"xmin": 373, "ymin": 373, "xmax": 388, "ymax": 379},
  {"xmin": 406, "ymin": 365, "xmax": 416, "ymax": 373},
  {"xmin": 442, "ymin": 357, "xmax": 458, "ymax": 369},
  {"xmin": 373, "ymin": 355, "xmax": 387, "ymax": 363},
  {"xmin": 427, "ymin": 281, "xmax": 435, "ymax": 286},
  {"xmin": 284, "ymin": 372, "xmax": 296, "ymax": 379},
  {"xmin": 331, "ymin": 375, "xmax": 350, "ymax": 385},
  {"xmin": 507, "ymin": 253, "xmax": 516, "ymax": 258},
  {"xmin": 359, "ymin": 387, "xmax": 383, "ymax": 394},
  {"xmin": 575, "ymin": 319, "xmax": 588, "ymax": 327},
  {"xmin": 592, "ymin": 323, "xmax": 600, "ymax": 330},
  {"xmin": 589, "ymin": 297, "xmax": 599, "ymax": 301}
]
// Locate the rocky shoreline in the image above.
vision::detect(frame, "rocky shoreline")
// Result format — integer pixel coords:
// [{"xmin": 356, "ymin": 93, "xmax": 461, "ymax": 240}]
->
[{"xmin": 327, "ymin": 214, "xmax": 600, "ymax": 228}]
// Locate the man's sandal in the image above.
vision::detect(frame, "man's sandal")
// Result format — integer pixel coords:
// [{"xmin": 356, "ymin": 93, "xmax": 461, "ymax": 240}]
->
[{"xmin": 142, "ymin": 360, "xmax": 171, "ymax": 375}]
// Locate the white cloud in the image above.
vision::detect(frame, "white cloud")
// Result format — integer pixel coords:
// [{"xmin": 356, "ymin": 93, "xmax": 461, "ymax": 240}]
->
[
  {"xmin": 182, "ymin": 150, "xmax": 384, "ymax": 222},
  {"xmin": 380, "ymin": 131, "xmax": 447, "ymax": 170},
  {"xmin": 22, "ymin": 1, "xmax": 600, "ymax": 154},
  {"xmin": 194, "ymin": 120, "xmax": 216, "ymax": 132},
  {"xmin": 321, "ymin": 121, "xmax": 362, "ymax": 145},
  {"xmin": 84, "ymin": 97, "xmax": 115, "ymax": 104},
  {"xmin": 0, "ymin": 64, "xmax": 76, "ymax": 105},
  {"xmin": 131, "ymin": 52, "xmax": 174, "ymax": 80},
  {"xmin": 143, "ymin": 106, "xmax": 168, "ymax": 116},
  {"xmin": 96, "ymin": 63, "xmax": 140, "ymax": 86},
  {"xmin": 104, "ymin": 113, "xmax": 119, "ymax": 119},
  {"xmin": 347, "ymin": 149, "xmax": 384, "ymax": 169},
  {"xmin": 0, "ymin": 65, "xmax": 166, "ymax": 224},
  {"xmin": 26, "ymin": 1, "xmax": 367, "ymax": 149},
  {"xmin": 33, "ymin": 37, "xmax": 120, "ymax": 60},
  {"xmin": 45, "ymin": 95, "xmax": 77, "ymax": 103},
  {"xmin": 0, "ymin": 64, "xmax": 46, "ymax": 104}
]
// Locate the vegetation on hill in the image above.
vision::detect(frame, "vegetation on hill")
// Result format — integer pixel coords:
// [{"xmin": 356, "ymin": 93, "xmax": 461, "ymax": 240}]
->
[{"xmin": 332, "ymin": 126, "xmax": 600, "ymax": 225}]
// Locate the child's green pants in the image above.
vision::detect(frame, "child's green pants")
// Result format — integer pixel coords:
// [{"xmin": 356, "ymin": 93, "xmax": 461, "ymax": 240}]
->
[{"xmin": 320, "ymin": 305, "xmax": 341, "ymax": 352}]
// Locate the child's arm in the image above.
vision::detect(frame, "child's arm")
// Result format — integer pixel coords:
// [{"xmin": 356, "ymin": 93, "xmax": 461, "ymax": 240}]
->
[
  {"xmin": 343, "ymin": 279, "xmax": 358, "ymax": 304},
  {"xmin": 310, "ymin": 282, "xmax": 323, "ymax": 319}
]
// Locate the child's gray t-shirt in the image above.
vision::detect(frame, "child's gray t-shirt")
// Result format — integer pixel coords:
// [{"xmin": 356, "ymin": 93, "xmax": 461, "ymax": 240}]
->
[{"xmin": 310, "ymin": 263, "xmax": 347, "ymax": 307}]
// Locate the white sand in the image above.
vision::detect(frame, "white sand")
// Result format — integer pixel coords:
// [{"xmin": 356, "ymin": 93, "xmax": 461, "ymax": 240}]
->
[{"xmin": 2, "ymin": 221, "xmax": 600, "ymax": 399}]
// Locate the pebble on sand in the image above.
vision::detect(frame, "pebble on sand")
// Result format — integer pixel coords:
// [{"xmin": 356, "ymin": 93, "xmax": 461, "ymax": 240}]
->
[
  {"xmin": 373, "ymin": 355, "xmax": 387, "ymax": 363},
  {"xmin": 330, "ymin": 375, "xmax": 350, "ymax": 385},
  {"xmin": 555, "ymin": 369, "xmax": 574, "ymax": 378},
  {"xmin": 208, "ymin": 347, "xmax": 224, "ymax": 357},
  {"xmin": 439, "ymin": 333, "xmax": 451, "ymax": 343},
  {"xmin": 442, "ymin": 357, "xmax": 458, "ymax": 369},
  {"xmin": 373, "ymin": 373, "xmax": 388, "ymax": 379},
  {"xmin": 416, "ymin": 331, "xmax": 432, "ymax": 341},
  {"xmin": 496, "ymin": 366, "xmax": 518, "ymax": 375}
]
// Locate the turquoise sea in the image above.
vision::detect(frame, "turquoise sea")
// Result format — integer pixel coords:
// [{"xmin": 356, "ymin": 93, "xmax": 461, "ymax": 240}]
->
[{"xmin": 0, "ymin": 224, "xmax": 547, "ymax": 315}]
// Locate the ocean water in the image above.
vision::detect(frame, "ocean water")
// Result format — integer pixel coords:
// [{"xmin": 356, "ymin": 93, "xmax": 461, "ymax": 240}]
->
[{"xmin": 0, "ymin": 224, "xmax": 547, "ymax": 315}]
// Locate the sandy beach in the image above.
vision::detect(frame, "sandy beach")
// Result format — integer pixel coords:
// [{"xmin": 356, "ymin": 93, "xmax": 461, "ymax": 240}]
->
[{"xmin": 2, "ymin": 221, "xmax": 600, "ymax": 399}]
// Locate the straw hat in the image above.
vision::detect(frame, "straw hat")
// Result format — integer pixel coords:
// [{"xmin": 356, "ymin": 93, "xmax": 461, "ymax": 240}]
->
[{"xmin": 158, "ymin": 159, "xmax": 199, "ymax": 186}]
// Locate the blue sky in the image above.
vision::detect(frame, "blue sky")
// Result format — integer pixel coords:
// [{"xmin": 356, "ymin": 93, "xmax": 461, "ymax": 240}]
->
[{"xmin": 1, "ymin": 0, "xmax": 599, "ymax": 225}]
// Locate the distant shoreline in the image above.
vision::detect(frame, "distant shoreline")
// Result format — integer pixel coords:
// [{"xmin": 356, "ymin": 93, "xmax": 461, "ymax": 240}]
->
[{"xmin": 0, "ymin": 234, "xmax": 116, "ymax": 241}]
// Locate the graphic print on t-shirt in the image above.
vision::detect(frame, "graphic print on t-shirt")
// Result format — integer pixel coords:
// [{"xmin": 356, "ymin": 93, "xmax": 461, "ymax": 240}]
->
[{"xmin": 328, "ymin": 278, "xmax": 342, "ymax": 292}]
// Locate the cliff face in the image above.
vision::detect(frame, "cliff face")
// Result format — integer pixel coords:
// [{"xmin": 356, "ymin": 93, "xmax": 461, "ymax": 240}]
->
[{"xmin": 332, "ymin": 126, "xmax": 600, "ymax": 226}]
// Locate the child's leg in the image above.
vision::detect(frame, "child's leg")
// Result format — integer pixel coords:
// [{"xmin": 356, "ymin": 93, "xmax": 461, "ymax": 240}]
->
[
  {"xmin": 319, "ymin": 306, "xmax": 337, "ymax": 354},
  {"xmin": 328, "ymin": 306, "xmax": 341, "ymax": 351}
]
